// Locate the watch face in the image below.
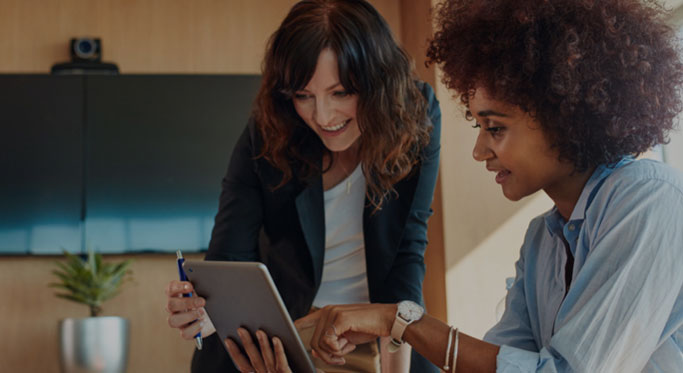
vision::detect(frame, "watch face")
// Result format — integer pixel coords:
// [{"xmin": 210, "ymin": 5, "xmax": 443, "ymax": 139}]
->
[{"xmin": 398, "ymin": 300, "xmax": 424, "ymax": 322}]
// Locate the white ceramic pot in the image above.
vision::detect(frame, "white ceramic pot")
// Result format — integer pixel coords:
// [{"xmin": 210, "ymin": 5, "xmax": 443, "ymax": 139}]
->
[{"xmin": 59, "ymin": 316, "xmax": 130, "ymax": 373}]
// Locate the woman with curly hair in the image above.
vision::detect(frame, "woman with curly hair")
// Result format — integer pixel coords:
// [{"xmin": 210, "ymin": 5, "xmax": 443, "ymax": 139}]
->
[
  {"xmin": 164, "ymin": 0, "xmax": 441, "ymax": 372},
  {"xmin": 228, "ymin": 0, "xmax": 683, "ymax": 372}
]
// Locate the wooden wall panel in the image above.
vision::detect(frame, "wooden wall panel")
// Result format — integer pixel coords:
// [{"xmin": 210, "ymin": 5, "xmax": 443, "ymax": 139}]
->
[
  {"xmin": 0, "ymin": 0, "xmax": 400, "ymax": 74},
  {"xmin": 399, "ymin": 0, "xmax": 447, "ymax": 323},
  {"xmin": 399, "ymin": 0, "xmax": 435, "ymax": 87}
]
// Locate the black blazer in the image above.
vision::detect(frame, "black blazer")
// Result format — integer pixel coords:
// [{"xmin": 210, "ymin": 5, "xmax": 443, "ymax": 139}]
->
[{"xmin": 192, "ymin": 82, "xmax": 441, "ymax": 373}]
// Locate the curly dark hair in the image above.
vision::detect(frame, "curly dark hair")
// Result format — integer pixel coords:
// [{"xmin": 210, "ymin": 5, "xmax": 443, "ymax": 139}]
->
[
  {"xmin": 254, "ymin": 0, "xmax": 430, "ymax": 208},
  {"xmin": 427, "ymin": 0, "xmax": 683, "ymax": 171}
]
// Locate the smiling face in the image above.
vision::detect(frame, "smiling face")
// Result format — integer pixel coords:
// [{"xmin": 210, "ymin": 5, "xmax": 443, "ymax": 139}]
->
[
  {"xmin": 469, "ymin": 87, "xmax": 577, "ymax": 202},
  {"xmin": 292, "ymin": 48, "xmax": 361, "ymax": 153}
]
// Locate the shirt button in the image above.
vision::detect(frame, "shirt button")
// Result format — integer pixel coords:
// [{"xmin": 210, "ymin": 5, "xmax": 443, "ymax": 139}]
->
[{"xmin": 568, "ymin": 224, "xmax": 575, "ymax": 231}]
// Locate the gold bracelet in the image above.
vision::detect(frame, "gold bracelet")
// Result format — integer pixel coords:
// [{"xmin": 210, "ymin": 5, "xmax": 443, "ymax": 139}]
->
[{"xmin": 442, "ymin": 325, "xmax": 454, "ymax": 371}]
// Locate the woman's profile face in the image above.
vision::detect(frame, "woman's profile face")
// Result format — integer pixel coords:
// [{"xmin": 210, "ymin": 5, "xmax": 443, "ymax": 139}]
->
[
  {"xmin": 292, "ymin": 48, "xmax": 360, "ymax": 153},
  {"xmin": 469, "ymin": 87, "xmax": 575, "ymax": 202}
]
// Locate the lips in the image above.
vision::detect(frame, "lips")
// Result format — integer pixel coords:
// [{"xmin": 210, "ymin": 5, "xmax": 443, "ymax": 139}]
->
[
  {"xmin": 495, "ymin": 170, "xmax": 511, "ymax": 184},
  {"xmin": 320, "ymin": 119, "xmax": 350, "ymax": 132}
]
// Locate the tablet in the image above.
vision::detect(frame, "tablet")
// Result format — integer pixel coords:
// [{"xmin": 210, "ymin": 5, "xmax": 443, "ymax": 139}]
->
[{"xmin": 182, "ymin": 261, "xmax": 316, "ymax": 373}]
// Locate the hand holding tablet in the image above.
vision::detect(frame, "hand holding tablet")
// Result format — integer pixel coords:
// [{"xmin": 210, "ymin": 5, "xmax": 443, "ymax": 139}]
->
[
  {"xmin": 225, "ymin": 327, "xmax": 293, "ymax": 372},
  {"xmin": 182, "ymin": 261, "xmax": 317, "ymax": 373}
]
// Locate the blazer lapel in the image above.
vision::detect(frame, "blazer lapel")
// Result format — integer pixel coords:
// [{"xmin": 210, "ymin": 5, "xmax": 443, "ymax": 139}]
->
[{"xmin": 295, "ymin": 176, "xmax": 325, "ymax": 287}]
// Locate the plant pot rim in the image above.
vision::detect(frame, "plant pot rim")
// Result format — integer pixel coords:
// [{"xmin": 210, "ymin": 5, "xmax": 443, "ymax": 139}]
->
[{"xmin": 60, "ymin": 316, "xmax": 129, "ymax": 322}]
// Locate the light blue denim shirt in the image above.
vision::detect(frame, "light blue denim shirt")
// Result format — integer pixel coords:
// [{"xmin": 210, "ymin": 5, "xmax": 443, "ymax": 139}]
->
[{"xmin": 483, "ymin": 158, "xmax": 683, "ymax": 372}]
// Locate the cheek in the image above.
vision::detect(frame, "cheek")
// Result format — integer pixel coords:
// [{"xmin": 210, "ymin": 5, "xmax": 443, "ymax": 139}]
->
[
  {"xmin": 343, "ymin": 98, "xmax": 359, "ymax": 118},
  {"xmin": 293, "ymin": 102, "xmax": 314, "ymax": 126}
]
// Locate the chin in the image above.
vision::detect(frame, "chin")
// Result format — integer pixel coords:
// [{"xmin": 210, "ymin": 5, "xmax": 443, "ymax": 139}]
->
[
  {"xmin": 323, "ymin": 142, "xmax": 353, "ymax": 153},
  {"xmin": 322, "ymin": 137, "xmax": 360, "ymax": 153},
  {"xmin": 502, "ymin": 188, "xmax": 525, "ymax": 202}
]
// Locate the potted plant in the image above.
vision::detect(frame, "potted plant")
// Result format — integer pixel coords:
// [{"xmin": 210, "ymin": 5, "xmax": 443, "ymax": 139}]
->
[{"xmin": 50, "ymin": 250, "xmax": 134, "ymax": 373}]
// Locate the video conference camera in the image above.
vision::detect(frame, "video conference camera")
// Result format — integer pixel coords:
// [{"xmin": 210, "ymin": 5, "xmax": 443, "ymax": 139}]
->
[
  {"xmin": 51, "ymin": 37, "xmax": 119, "ymax": 75},
  {"xmin": 71, "ymin": 38, "xmax": 102, "ymax": 63}
]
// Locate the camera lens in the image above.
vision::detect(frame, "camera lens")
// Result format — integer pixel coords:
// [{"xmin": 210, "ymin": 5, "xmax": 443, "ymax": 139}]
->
[{"xmin": 74, "ymin": 38, "xmax": 96, "ymax": 59}]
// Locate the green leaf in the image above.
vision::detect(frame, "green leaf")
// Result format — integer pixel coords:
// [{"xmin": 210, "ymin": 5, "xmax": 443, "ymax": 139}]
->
[{"xmin": 49, "ymin": 249, "xmax": 134, "ymax": 315}]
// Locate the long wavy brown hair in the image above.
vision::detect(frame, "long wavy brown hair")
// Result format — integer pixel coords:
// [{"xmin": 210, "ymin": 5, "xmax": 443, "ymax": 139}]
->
[
  {"xmin": 254, "ymin": 0, "xmax": 430, "ymax": 209},
  {"xmin": 427, "ymin": 0, "xmax": 683, "ymax": 172}
]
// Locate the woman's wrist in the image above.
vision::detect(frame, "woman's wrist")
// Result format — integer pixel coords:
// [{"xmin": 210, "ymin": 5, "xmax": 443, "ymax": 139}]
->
[{"xmin": 383, "ymin": 303, "xmax": 398, "ymax": 335}]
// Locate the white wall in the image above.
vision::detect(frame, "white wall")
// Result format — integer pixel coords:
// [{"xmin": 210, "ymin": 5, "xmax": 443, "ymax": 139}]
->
[{"xmin": 663, "ymin": 4, "xmax": 683, "ymax": 173}]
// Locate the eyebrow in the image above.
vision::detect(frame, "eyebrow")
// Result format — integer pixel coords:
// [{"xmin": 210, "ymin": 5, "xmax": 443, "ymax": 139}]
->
[
  {"xmin": 298, "ymin": 82, "xmax": 342, "ymax": 93},
  {"xmin": 477, "ymin": 110, "xmax": 509, "ymax": 118},
  {"xmin": 326, "ymin": 82, "xmax": 342, "ymax": 91}
]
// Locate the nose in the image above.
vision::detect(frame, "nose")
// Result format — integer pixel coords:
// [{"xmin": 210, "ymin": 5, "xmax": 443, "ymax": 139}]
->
[
  {"xmin": 472, "ymin": 131, "xmax": 494, "ymax": 161},
  {"xmin": 313, "ymin": 97, "xmax": 334, "ymax": 125}
]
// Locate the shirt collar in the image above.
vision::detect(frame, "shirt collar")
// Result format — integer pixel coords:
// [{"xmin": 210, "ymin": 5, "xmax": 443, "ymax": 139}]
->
[{"xmin": 543, "ymin": 156, "xmax": 634, "ymax": 237}]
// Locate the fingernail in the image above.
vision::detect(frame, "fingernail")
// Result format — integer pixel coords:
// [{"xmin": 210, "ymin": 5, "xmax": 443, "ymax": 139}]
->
[{"xmin": 183, "ymin": 284, "xmax": 189, "ymax": 290}]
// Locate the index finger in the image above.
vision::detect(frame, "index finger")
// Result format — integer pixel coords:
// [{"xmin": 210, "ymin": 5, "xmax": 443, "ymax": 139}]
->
[
  {"xmin": 272, "ymin": 337, "xmax": 293, "ymax": 373},
  {"xmin": 310, "ymin": 307, "xmax": 346, "ymax": 365},
  {"xmin": 224, "ymin": 338, "xmax": 254, "ymax": 373},
  {"xmin": 238, "ymin": 328, "xmax": 268, "ymax": 372},
  {"xmin": 165, "ymin": 280, "xmax": 194, "ymax": 297}
]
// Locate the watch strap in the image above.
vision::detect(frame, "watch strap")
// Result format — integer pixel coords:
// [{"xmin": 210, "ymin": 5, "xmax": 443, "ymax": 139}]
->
[{"xmin": 388, "ymin": 312, "xmax": 410, "ymax": 352}]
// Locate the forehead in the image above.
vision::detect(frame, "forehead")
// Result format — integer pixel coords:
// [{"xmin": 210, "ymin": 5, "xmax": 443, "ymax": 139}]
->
[
  {"xmin": 469, "ymin": 87, "xmax": 522, "ymax": 116},
  {"xmin": 302, "ymin": 48, "xmax": 341, "ymax": 90}
]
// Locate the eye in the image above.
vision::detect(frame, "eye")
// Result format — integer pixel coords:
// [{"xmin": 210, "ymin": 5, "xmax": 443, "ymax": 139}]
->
[
  {"xmin": 293, "ymin": 93, "xmax": 312, "ymax": 100},
  {"xmin": 486, "ymin": 126, "xmax": 505, "ymax": 136},
  {"xmin": 333, "ymin": 90, "xmax": 349, "ymax": 98}
]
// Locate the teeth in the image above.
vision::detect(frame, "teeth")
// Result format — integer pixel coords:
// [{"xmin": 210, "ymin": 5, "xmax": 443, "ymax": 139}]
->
[{"xmin": 321, "ymin": 119, "xmax": 350, "ymax": 132}]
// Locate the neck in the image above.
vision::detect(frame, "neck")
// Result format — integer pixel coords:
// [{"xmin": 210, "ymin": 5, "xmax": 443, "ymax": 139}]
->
[
  {"xmin": 324, "ymin": 140, "xmax": 361, "ymax": 170},
  {"xmin": 321, "ymin": 141, "xmax": 361, "ymax": 191},
  {"xmin": 546, "ymin": 167, "xmax": 595, "ymax": 221}
]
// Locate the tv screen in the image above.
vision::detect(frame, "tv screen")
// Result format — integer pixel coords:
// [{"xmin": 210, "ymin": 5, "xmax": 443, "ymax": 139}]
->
[
  {"xmin": 0, "ymin": 74, "xmax": 261, "ymax": 254},
  {"xmin": 0, "ymin": 75, "xmax": 84, "ymax": 254}
]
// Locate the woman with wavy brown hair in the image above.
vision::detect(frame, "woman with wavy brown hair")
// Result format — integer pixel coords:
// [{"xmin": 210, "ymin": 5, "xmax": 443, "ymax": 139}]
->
[
  {"xmin": 225, "ymin": 0, "xmax": 683, "ymax": 372},
  {"xmin": 164, "ymin": 1, "xmax": 441, "ymax": 372}
]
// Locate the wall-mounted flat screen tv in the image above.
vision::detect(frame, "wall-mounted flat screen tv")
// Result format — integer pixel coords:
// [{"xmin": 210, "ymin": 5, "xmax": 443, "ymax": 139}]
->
[{"xmin": 0, "ymin": 74, "xmax": 261, "ymax": 255}]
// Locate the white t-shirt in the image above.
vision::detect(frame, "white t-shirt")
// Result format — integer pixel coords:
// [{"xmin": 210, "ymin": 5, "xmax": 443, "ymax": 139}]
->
[{"xmin": 312, "ymin": 163, "xmax": 370, "ymax": 308}]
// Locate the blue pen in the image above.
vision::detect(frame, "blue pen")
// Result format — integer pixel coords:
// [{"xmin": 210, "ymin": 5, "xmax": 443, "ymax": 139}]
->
[{"xmin": 176, "ymin": 250, "xmax": 203, "ymax": 350}]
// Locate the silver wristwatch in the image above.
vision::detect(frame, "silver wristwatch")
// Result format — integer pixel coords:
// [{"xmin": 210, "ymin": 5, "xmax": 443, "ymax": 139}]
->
[{"xmin": 388, "ymin": 300, "xmax": 424, "ymax": 353}]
